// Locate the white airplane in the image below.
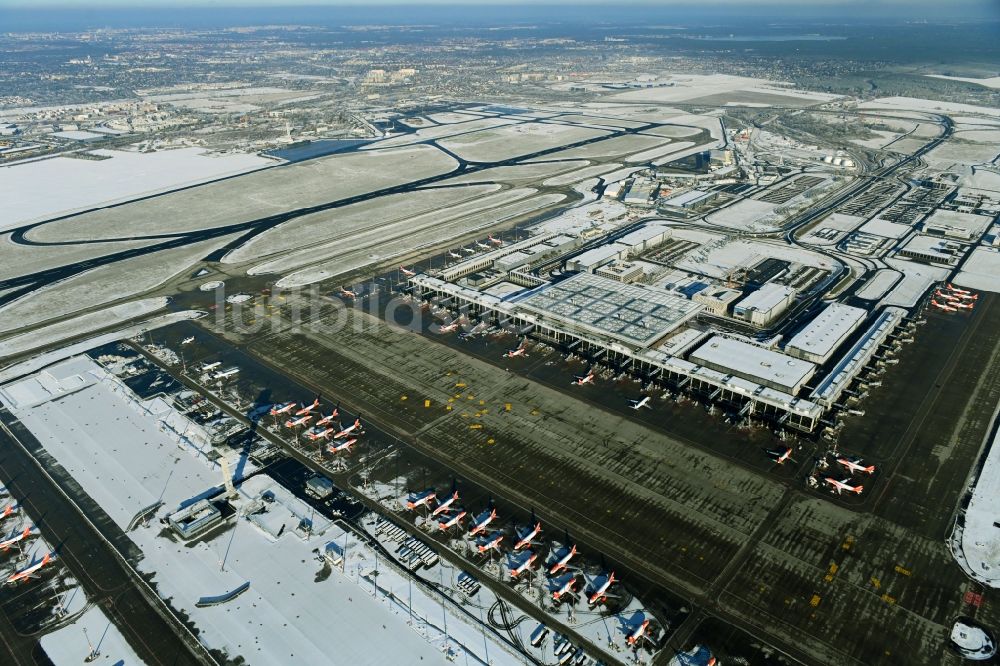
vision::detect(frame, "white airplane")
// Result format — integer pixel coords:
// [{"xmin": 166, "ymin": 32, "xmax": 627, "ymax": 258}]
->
[
  {"xmin": 328, "ymin": 438, "xmax": 357, "ymax": 453},
  {"xmin": 551, "ymin": 574, "xmax": 578, "ymax": 601},
  {"xmin": 431, "ymin": 490, "xmax": 460, "ymax": 517},
  {"xmin": 461, "ymin": 246, "xmax": 476, "ymax": 254},
  {"xmin": 469, "ymin": 508, "xmax": 497, "ymax": 536},
  {"xmin": 823, "ymin": 477, "xmax": 864, "ymax": 495},
  {"xmin": 837, "ymin": 457, "xmax": 876, "ymax": 475},
  {"xmin": 488, "ymin": 234, "xmax": 504, "ymax": 246},
  {"xmin": 477, "ymin": 531, "xmax": 503, "ymax": 553},
  {"xmin": 0, "ymin": 526, "xmax": 33, "ymax": 551},
  {"xmin": 438, "ymin": 321, "xmax": 460, "ymax": 333},
  {"xmin": 7, "ymin": 552, "xmax": 54, "ymax": 584},
  {"xmin": 438, "ymin": 510, "xmax": 466, "ymax": 531},
  {"xmin": 626, "ymin": 619, "xmax": 651, "ymax": 647},
  {"xmin": 549, "ymin": 545, "xmax": 578, "ymax": 575},
  {"xmin": 334, "ymin": 417, "xmax": 362, "ymax": 439},
  {"xmin": 181, "ymin": 336, "xmax": 195, "ymax": 345},
  {"xmin": 399, "ymin": 266, "xmax": 417, "ymax": 278},
  {"xmin": 315, "ymin": 406, "xmax": 340, "ymax": 427},
  {"xmin": 269, "ymin": 401, "xmax": 297, "ymax": 416},
  {"xmin": 629, "ymin": 396, "xmax": 651, "ymax": 410},
  {"xmin": 448, "ymin": 251, "xmax": 462, "ymax": 259},
  {"xmin": 406, "ymin": 490, "xmax": 437, "ymax": 511},
  {"xmin": 295, "ymin": 398, "xmax": 320, "ymax": 416},
  {"xmin": 514, "ymin": 521, "xmax": 542, "ymax": 551},
  {"xmin": 212, "ymin": 367, "xmax": 239, "ymax": 380},
  {"xmin": 200, "ymin": 361, "xmax": 222, "ymax": 372},
  {"xmin": 510, "ymin": 551, "xmax": 536, "ymax": 578},
  {"xmin": 306, "ymin": 426, "xmax": 335, "ymax": 442},
  {"xmin": 284, "ymin": 414, "xmax": 313, "ymax": 429},
  {"xmin": 947, "ymin": 283, "xmax": 972, "ymax": 296},
  {"xmin": 931, "ymin": 299, "xmax": 957, "ymax": 313},
  {"xmin": 588, "ymin": 572, "xmax": 616, "ymax": 606},
  {"xmin": 573, "ymin": 370, "xmax": 595, "ymax": 386},
  {"xmin": 766, "ymin": 446, "xmax": 793, "ymax": 465},
  {"xmin": 503, "ymin": 344, "xmax": 528, "ymax": 358}
]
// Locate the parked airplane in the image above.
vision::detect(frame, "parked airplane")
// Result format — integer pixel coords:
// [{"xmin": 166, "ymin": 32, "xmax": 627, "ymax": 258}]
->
[
  {"xmin": 334, "ymin": 417, "xmax": 362, "ymax": 439},
  {"xmin": 549, "ymin": 545, "xmax": 578, "ymax": 575},
  {"xmin": 200, "ymin": 361, "xmax": 222, "ymax": 372},
  {"xmin": 503, "ymin": 344, "xmax": 528, "ymax": 358},
  {"xmin": 284, "ymin": 414, "xmax": 313, "ymax": 428},
  {"xmin": 431, "ymin": 491, "xmax": 460, "ymax": 517},
  {"xmin": 7, "ymin": 552, "xmax": 54, "ymax": 584},
  {"xmin": 448, "ymin": 250, "xmax": 462, "ymax": 259},
  {"xmin": 947, "ymin": 283, "xmax": 972, "ymax": 295},
  {"xmin": 0, "ymin": 526, "xmax": 33, "ymax": 551},
  {"xmin": 212, "ymin": 367, "xmax": 240, "ymax": 381},
  {"xmin": 406, "ymin": 490, "xmax": 437, "ymax": 511},
  {"xmin": 931, "ymin": 299, "xmax": 957, "ymax": 313},
  {"xmin": 295, "ymin": 398, "xmax": 320, "ymax": 416},
  {"xmin": 588, "ymin": 572, "xmax": 616, "ymax": 606},
  {"xmin": 438, "ymin": 510, "xmax": 467, "ymax": 531},
  {"xmin": 514, "ymin": 521, "xmax": 542, "ymax": 551},
  {"xmin": 339, "ymin": 287, "xmax": 357, "ymax": 299},
  {"xmin": 328, "ymin": 438, "xmax": 357, "ymax": 453},
  {"xmin": 477, "ymin": 532, "xmax": 504, "ymax": 553},
  {"xmin": 488, "ymin": 234, "xmax": 504, "ymax": 246},
  {"xmin": 438, "ymin": 321, "xmax": 460, "ymax": 333},
  {"xmin": 181, "ymin": 336, "xmax": 195, "ymax": 345},
  {"xmin": 837, "ymin": 457, "xmax": 876, "ymax": 475},
  {"xmin": 510, "ymin": 551, "xmax": 536, "ymax": 578},
  {"xmin": 766, "ymin": 446, "xmax": 793, "ymax": 465},
  {"xmin": 626, "ymin": 620, "xmax": 651, "ymax": 646},
  {"xmin": 823, "ymin": 477, "xmax": 864, "ymax": 495},
  {"xmin": 469, "ymin": 508, "xmax": 498, "ymax": 536},
  {"xmin": 315, "ymin": 405, "xmax": 340, "ymax": 427},
  {"xmin": 551, "ymin": 574, "xmax": 578, "ymax": 601},
  {"xmin": 0, "ymin": 503, "xmax": 19, "ymax": 520},
  {"xmin": 269, "ymin": 401, "xmax": 297, "ymax": 416},
  {"xmin": 306, "ymin": 426, "xmax": 334, "ymax": 442},
  {"xmin": 461, "ymin": 247, "xmax": 476, "ymax": 254},
  {"xmin": 476, "ymin": 241, "xmax": 491, "ymax": 250},
  {"xmin": 399, "ymin": 266, "xmax": 417, "ymax": 278},
  {"xmin": 573, "ymin": 370, "xmax": 595, "ymax": 386},
  {"xmin": 629, "ymin": 396, "xmax": 651, "ymax": 410}
]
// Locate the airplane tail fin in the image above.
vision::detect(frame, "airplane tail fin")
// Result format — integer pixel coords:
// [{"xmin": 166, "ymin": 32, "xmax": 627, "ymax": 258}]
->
[
  {"xmin": 854, "ymin": 485, "xmax": 864, "ymax": 494},
  {"xmin": 865, "ymin": 465, "xmax": 876, "ymax": 474}
]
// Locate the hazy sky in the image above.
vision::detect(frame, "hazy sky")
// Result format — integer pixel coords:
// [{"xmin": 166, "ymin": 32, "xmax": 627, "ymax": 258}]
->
[{"xmin": 0, "ymin": 0, "xmax": 995, "ymax": 6}]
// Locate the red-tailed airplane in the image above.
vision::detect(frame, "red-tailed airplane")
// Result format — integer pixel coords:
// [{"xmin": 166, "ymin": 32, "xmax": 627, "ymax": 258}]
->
[
  {"xmin": 406, "ymin": 490, "xmax": 437, "ymax": 511},
  {"xmin": 431, "ymin": 491, "xmax": 460, "ymax": 517},
  {"xmin": 931, "ymin": 299, "xmax": 957, "ymax": 313},
  {"xmin": 328, "ymin": 438, "xmax": 357, "ymax": 453},
  {"xmin": 503, "ymin": 344, "xmax": 528, "ymax": 358},
  {"xmin": 588, "ymin": 572, "xmax": 616, "ymax": 606},
  {"xmin": 0, "ymin": 526, "xmax": 33, "ymax": 551},
  {"xmin": 0, "ymin": 503, "xmax": 19, "ymax": 520},
  {"xmin": 269, "ymin": 401, "xmax": 297, "ymax": 416},
  {"xmin": 510, "ymin": 551, "xmax": 536, "ymax": 578},
  {"xmin": 477, "ymin": 532, "xmax": 503, "ymax": 553},
  {"xmin": 284, "ymin": 414, "xmax": 313, "ymax": 429},
  {"xmin": 766, "ymin": 446, "xmax": 793, "ymax": 465},
  {"xmin": 823, "ymin": 477, "xmax": 864, "ymax": 495},
  {"xmin": 7, "ymin": 552, "xmax": 54, "ymax": 584},
  {"xmin": 573, "ymin": 370, "xmax": 595, "ymax": 386},
  {"xmin": 488, "ymin": 234, "xmax": 504, "ymax": 246},
  {"xmin": 469, "ymin": 508, "xmax": 497, "ymax": 536},
  {"xmin": 549, "ymin": 545, "xmax": 578, "ymax": 575},
  {"xmin": 514, "ymin": 521, "xmax": 542, "ymax": 551},
  {"xmin": 837, "ymin": 457, "xmax": 876, "ymax": 475},
  {"xmin": 947, "ymin": 283, "xmax": 972, "ymax": 295},
  {"xmin": 953, "ymin": 301, "xmax": 975, "ymax": 310},
  {"xmin": 334, "ymin": 417, "xmax": 362, "ymax": 439},
  {"xmin": 551, "ymin": 574, "xmax": 578, "ymax": 601},
  {"xmin": 294, "ymin": 398, "xmax": 320, "ymax": 416},
  {"xmin": 315, "ymin": 405, "xmax": 340, "ymax": 427},
  {"xmin": 306, "ymin": 426, "xmax": 335, "ymax": 442},
  {"xmin": 438, "ymin": 321, "xmax": 460, "ymax": 333},
  {"xmin": 399, "ymin": 266, "xmax": 417, "ymax": 278},
  {"xmin": 438, "ymin": 510, "xmax": 466, "ymax": 531},
  {"xmin": 339, "ymin": 287, "xmax": 357, "ymax": 299},
  {"xmin": 626, "ymin": 620, "xmax": 651, "ymax": 646}
]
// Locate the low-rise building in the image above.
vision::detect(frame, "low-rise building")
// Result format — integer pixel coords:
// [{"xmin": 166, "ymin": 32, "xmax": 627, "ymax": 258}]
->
[
  {"xmin": 689, "ymin": 335, "xmax": 816, "ymax": 394},
  {"xmin": 733, "ymin": 283, "xmax": 797, "ymax": 326},
  {"xmin": 693, "ymin": 286, "xmax": 743, "ymax": 316},
  {"xmin": 595, "ymin": 260, "xmax": 644, "ymax": 283},
  {"xmin": 784, "ymin": 303, "xmax": 867, "ymax": 364}
]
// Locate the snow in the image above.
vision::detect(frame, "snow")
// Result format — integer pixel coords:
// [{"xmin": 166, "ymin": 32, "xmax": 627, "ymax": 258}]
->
[
  {"xmin": 40, "ymin": 606, "xmax": 145, "ymax": 666},
  {"xmin": 625, "ymin": 141, "xmax": 695, "ymax": 164},
  {"xmin": 925, "ymin": 74, "xmax": 1000, "ymax": 90},
  {"xmin": 675, "ymin": 237, "xmax": 837, "ymax": 279},
  {"xmin": 0, "ymin": 148, "xmax": 273, "ymax": 230},
  {"xmin": 954, "ymin": 247, "xmax": 1000, "ymax": 293},
  {"xmin": 955, "ymin": 403, "xmax": 1000, "ymax": 587},
  {"xmin": 854, "ymin": 269, "xmax": 899, "ymax": 301},
  {"xmin": 704, "ymin": 199, "xmax": 780, "ymax": 233},
  {"xmin": 544, "ymin": 163, "xmax": 621, "ymax": 187},
  {"xmin": 0, "ymin": 297, "xmax": 168, "ymax": 359},
  {"xmin": 859, "ymin": 217, "xmax": 913, "ymax": 239},
  {"xmin": 858, "ymin": 97, "xmax": 1000, "ymax": 120},
  {"xmin": 438, "ymin": 123, "xmax": 610, "ymax": 163},
  {"xmin": 541, "ymin": 134, "xmax": 670, "ymax": 160},
  {"xmin": 881, "ymin": 259, "xmax": 950, "ymax": 308}
]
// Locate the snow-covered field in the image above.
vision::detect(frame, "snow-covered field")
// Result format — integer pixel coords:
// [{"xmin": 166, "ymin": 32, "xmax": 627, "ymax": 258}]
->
[
  {"xmin": 858, "ymin": 96, "xmax": 1000, "ymax": 120},
  {"xmin": 40, "ymin": 606, "xmax": 145, "ymax": 666},
  {"xmin": 954, "ymin": 247, "xmax": 1000, "ymax": 293},
  {"xmin": 925, "ymin": 74, "xmax": 1000, "ymax": 90},
  {"xmin": 438, "ymin": 123, "xmax": 609, "ymax": 163},
  {"xmin": 859, "ymin": 217, "xmax": 912, "ymax": 239},
  {"xmin": 625, "ymin": 141, "xmax": 694, "ymax": 164},
  {"xmin": 854, "ymin": 269, "xmax": 900, "ymax": 301},
  {"xmin": 0, "ymin": 148, "xmax": 274, "ymax": 230},
  {"xmin": 881, "ymin": 258, "xmax": 950, "ymax": 307},
  {"xmin": 704, "ymin": 198, "xmax": 780, "ymax": 233},
  {"xmin": 675, "ymin": 237, "xmax": 838, "ymax": 279}
]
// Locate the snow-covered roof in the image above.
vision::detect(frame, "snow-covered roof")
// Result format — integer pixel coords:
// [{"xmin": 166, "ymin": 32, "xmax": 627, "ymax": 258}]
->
[
  {"xmin": 785, "ymin": 303, "xmax": 867, "ymax": 361},
  {"xmin": 735, "ymin": 283, "xmax": 796, "ymax": 314},
  {"xmin": 689, "ymin": 335, "xmax": 816, "ymax": 394}
]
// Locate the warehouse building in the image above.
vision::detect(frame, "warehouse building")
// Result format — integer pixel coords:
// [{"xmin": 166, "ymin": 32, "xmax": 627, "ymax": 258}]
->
[
  {"xmin": 595, "ymin": 260, "xmax": 644, "ymax": 283},
  {"xmin": 693, "ymin": 286, "xmax": 743, "ymax": 316},
  {"xmin": 689, "ymin": 335, "xmax": 817, "ymax": 394},
  {"xmin": 566, "ymin": 244, "xmax": 627, "ymax": 272},
  {"xmin": 784, "ymin": 303, "xmax": 867, "ymax": 364},
  {"xmin": 733, "ymin": 283, "xmax": 797, "ymax": 326}
]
